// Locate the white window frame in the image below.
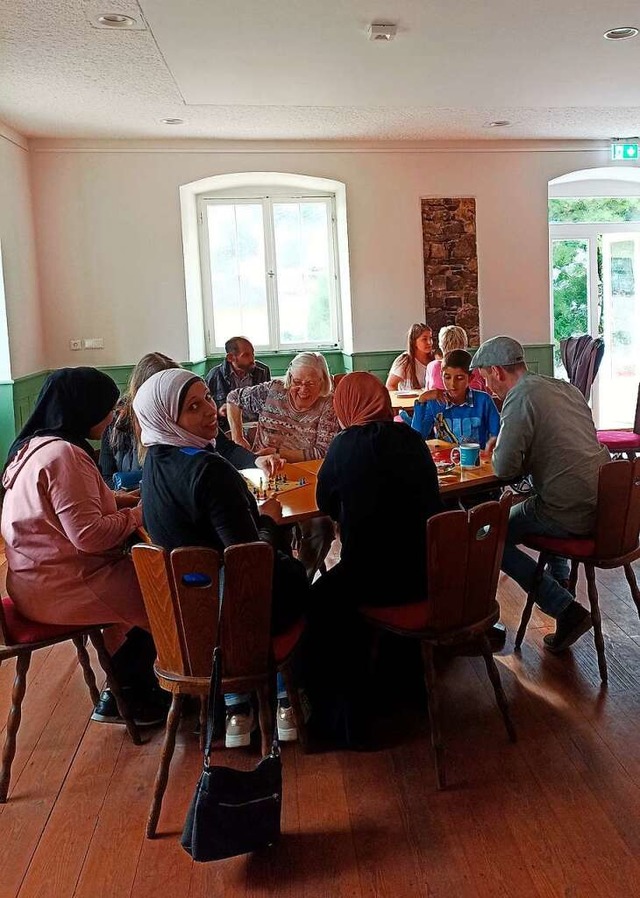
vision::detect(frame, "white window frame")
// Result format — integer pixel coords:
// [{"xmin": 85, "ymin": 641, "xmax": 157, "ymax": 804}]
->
[{"xmin": 197, "ymin": 191, "xmax": 343, "ymax": 353}]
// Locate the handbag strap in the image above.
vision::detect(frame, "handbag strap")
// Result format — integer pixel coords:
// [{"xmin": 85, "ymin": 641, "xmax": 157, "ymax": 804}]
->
[{"xmin": 203, "ymin": 645, "xmax": 280, "ymax": 766}]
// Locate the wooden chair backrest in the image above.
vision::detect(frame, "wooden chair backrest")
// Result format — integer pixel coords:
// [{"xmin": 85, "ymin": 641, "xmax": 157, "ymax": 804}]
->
[
  {"xmin": 634, "ymin": 383, "xmax": 640, "ymax": 436},
  {"xmin": 425, "ymin": 492, "xmax": 511, "ymax": 631},
  {"xmin": 131, "ymin": 544, "xmax": 221, "ymax": 679},
  {"xmin": 219, "ymin": 542, "xmax": 274, "ymax": 682},
  {"xmin": 594, "ymin": 458, "xmax": 640, "ymax": 559}
]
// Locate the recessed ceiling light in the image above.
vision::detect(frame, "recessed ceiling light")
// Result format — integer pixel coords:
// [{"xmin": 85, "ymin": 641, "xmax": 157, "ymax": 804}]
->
[
  {"xmin": 161, "ymin": 118, "xmax": 185, "ymax": 125},
  {"xmin": 486, "ymin": 120, "xmax": 512, "ymax": 128},
  {"xmin": 97, "ymin": 13, "xmax": 137, "ymax": 27},
  {"xmin": 603, "ymin": 26, "xmax": 639, "ymax": 40},
  {"xmin": 367, "ymin": 23, "xmax": 397, "ymax": 41}
]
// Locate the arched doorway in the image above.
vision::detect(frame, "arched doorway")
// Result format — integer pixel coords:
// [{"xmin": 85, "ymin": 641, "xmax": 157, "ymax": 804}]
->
[{"xmin": 549, "ymin": 167, "xmax": 640, "ymax": 428}]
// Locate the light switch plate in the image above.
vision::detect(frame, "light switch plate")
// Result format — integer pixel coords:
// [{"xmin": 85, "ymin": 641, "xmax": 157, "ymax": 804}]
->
[
  {"xmin": 84, "ymin": 338, "xmax": 104, "ymax": 349},
  {"xmin": 69, "ymin": 339, "xmax": 82, "ymax": 350}
]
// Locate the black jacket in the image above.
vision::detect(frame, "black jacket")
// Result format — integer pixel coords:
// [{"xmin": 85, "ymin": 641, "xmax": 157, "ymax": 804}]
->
[
  {"xmin": 317, "ymin": 421, "xmax": 443, "ymax": 602},
  {"xmin": 141, "ymin": 443, "xmax": 306, "ymax": 632}
]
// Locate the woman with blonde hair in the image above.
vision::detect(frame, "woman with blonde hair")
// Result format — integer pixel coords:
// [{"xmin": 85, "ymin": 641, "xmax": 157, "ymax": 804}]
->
[
  {"xmin": 424, "ymin": 325, "xmax": 485, "ymax": 391},
  {"xmin": 385, "ymin": 323, "xmax": 434, "ymax": 391}
]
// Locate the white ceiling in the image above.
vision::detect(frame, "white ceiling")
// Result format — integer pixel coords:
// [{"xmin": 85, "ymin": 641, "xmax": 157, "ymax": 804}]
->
[{"xmin": 2, "ymin": 0, "xmax": 640, "ymax": 141}]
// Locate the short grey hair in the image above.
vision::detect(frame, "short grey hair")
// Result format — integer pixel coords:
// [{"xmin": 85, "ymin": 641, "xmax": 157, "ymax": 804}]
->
[
  {"xmin": 438, "ymin": 325, "xmax": 468, "ymax": 356},
  {"xmin": 283, "ymin": 351, "xmax": 333, "ymax": 397}
]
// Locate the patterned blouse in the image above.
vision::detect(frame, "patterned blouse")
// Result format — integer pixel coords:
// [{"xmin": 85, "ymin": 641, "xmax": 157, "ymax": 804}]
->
[{"xmin": 227, "ymin": 380, "xmax": 339, "ymax": 460}]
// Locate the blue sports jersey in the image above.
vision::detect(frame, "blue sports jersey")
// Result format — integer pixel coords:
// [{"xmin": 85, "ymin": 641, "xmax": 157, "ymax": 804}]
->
[{"xmin": 410, "ymin": 389, "xmax": 500, "ymax": 448}]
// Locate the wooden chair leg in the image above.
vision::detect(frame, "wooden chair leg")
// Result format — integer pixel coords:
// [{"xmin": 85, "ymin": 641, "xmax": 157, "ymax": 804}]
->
[
  {"xmin": 72, "ymin": 635, "xmax": 101, "ymax": 707},
  {"xmin": 479, "ymin": 634, "xmax": 517, "ymax": 743},
  {"xmin": 568, "ymin": 559, "xmax": 580, "ymax": 596},
  {"xmin": 623, "ymin": 563, "xmax": 640, "ymax": 618},
  {"xmin": 88, "ymin": 631, "xmax": 142, "ymax": 745},
  {"xmin": 147, "ymin": 692, "xmax": 183, "ymax": 839},
  {"xmin": 515, "ymin": 553, "xmax": 546, "ymax": 650},
  {"xmin": 421, "ymin": 641, "xmax": 445, "ymax": 790},
  {"xmin": 256, "ymin": 682, "xmax": 274, "ymax": 757},
  {"xmin": 279, "ymin": 660, "xmax": 307, "ymax": 751},
  {"xmin": 585, "ymin": 565, "xmax": 608, "ymax": 685},
  {"xmin": 0, "ymin": 652, "xmax": 31, "ymax": 803}
]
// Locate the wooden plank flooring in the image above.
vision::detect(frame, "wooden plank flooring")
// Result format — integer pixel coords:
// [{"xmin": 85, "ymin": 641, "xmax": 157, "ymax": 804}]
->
[{"xmin": 2, "ymin": 546, "xmax": 640, "ymax": 897}]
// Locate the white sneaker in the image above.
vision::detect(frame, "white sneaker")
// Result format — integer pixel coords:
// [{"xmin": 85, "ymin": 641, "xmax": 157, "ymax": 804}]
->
[
  {"xmin": 277, "ymin": 702, "xmax": 298, "ymax": 742},
  {"xmin": 225, "ymin": 707, "xmax": 256, "ymax": 748}
]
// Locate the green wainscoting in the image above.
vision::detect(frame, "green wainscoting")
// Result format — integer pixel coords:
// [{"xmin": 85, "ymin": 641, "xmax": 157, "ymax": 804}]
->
[{"xmin": 0, "ymin": 344, "xmax": 553, "ymax": 465}]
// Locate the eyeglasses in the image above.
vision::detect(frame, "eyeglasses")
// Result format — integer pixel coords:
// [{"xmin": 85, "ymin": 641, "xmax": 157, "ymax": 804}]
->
[{"xmin": 291, "ymin": 378, "xmax": 320, "ymax": 389}]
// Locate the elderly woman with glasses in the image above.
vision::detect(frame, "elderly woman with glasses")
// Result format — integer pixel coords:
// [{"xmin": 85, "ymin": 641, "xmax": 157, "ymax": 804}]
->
[
  {"xmin": 226, "ymin": 351, "xmax": 338, "ymax": 462},
  {"xmin": 226, "ymin": 351, "xmax": 339, "ymax": 579}
]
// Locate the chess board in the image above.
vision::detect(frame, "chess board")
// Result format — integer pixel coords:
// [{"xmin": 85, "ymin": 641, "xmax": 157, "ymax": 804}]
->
[{"xmin": 241, "ymin": 471, "xmax": 309, "ymax": 501}]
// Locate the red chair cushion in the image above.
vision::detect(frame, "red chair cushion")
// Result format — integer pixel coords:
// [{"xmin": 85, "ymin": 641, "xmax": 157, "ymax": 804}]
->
[
  {"xmin": 273, "ymin": 616, "xmax": 306, "ymax": 664},
  {"xmin": 597, "ymin": 430, "xmax": 640, "ymax": 450},
  {"xmin": 360, "ymin": 600, "xmax": 431, "ymax": 632},
  {"xmin": 1, "ymin": 596, "xmax": 81, "ymax": 646},
  {"xmin": 522, "ymin": 534, "xmax": 596, "ymax": 558}
]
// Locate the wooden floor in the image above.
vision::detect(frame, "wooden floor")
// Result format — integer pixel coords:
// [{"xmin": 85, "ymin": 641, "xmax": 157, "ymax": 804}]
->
[{"xmin": 2, "ymin": 547, "xmax": 640, "ymax": 897}]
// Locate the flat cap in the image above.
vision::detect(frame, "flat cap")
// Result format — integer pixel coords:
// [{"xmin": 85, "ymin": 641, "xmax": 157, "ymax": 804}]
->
[{"xmin": 470, "ymin": 335, "xmax": 526, "ymax": 369}]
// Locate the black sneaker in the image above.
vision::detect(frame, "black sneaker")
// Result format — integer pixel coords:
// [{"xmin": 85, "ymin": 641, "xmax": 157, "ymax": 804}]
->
[
  {"xmin": 91, "ymin": 688, "xmax": 167, "ymax": 727},
  {"xmin": 543, "ymin": 602, "xmax": 592, "ymax": 654},
  {"xmin": 91, "ymin": 689, "xmax": 120, "ymax": 722}
]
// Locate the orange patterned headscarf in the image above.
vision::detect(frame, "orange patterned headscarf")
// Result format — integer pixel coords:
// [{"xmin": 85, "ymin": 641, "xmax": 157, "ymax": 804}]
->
[{"xmin": 333, "ymin": 372, "xmax": 394, "ymax": 428}]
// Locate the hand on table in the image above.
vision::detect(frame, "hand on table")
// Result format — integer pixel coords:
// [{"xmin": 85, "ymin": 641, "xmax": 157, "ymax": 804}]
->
[
  {"xmin": 481, "ymin": 437, "xmax": 497, "ymax": 459},
  {"xmin": 258, "ymin": 496, "xmax": 283, "ymax": 524}
]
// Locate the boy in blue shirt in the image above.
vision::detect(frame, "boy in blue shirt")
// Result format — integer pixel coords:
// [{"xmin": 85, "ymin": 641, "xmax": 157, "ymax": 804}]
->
[{"xmin": 411, "ymin": 349, "xmax": 500, "ymax": 449}]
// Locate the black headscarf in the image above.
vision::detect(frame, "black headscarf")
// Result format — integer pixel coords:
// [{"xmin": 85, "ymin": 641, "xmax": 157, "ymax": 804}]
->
[{"xmin": 6, "ymin": 367, "xmax": 119, "ymax": 465}]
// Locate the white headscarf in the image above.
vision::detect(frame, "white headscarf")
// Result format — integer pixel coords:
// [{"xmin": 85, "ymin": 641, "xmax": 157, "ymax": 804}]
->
[{"xmin": 133, "ymin": 368, "xmax": 215, "ymax": 450}]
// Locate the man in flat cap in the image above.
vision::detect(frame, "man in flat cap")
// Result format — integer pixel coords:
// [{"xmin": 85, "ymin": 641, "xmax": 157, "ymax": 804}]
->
[{"xmin": 471, "ymin": 335, "xmax": 610, "ymax": 652}]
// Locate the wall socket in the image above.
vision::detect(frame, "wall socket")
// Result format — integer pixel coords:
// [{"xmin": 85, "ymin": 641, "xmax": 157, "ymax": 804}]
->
[
  {"xmin": 69, "ymin": 339, "xmax": 82, "ymax": 350},
  {"xmin": 84, "ymin": 338, "xmax": 104, "ymax": 350}
]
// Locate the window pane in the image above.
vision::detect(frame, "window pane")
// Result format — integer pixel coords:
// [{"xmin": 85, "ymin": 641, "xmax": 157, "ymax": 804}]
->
[
  {"xmin": 549, "ymin": 197, "xmax": 640, "ymax": 223},
  {"xmin": 552, "ymin": 239, "xmax": 589, "ymax": 376},
  {"xmin": 601, "ymin": 237, "xmax": 639, "ymax": 427},
  {"xmin": 273, "ymin": 202, "xmax": 334, "ymax": 345},
  {"xmin": 207, "ymin": 204, "xmax": 269, "ymax": 346}
]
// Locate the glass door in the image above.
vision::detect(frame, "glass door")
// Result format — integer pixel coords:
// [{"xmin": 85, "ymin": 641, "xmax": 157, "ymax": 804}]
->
[{"xmin": 601, "ymin": 234, "xmax": 640, "ymax": 427}]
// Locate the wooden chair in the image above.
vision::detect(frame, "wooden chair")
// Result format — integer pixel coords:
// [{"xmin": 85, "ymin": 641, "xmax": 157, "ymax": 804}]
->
[
  {"xmin": 0, "ymin": 598, "xmax": 141, "ymax": 803},
  {"xmin": 597, "ymin": 382, "xmax": 640, "ymax": 459},
  {"xmin": 515, "ymin": 458, "xmax": 640, "ymax": 685},
  {"xmin": 360, "ymin": 492, "xmax": 516, "ymax": 789},
  {"xmin": 131, "ymin": 542, "xmax": 306, "ymax": 838}
]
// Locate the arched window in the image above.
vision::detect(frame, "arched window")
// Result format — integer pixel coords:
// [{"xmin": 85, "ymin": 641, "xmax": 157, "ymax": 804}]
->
[{"xmin": 180, "ymin": 173, "xmax": 351, "ymax": 359}]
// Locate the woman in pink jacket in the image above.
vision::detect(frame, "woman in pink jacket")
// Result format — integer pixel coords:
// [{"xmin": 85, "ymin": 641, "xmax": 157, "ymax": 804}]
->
[{"xmin": 1, "ymin": 367, "xmax": 161, "ymax": 725}]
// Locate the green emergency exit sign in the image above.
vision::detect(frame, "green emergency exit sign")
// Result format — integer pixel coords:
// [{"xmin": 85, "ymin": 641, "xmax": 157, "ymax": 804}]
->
[{"xmin": 611, "ymin": 142, "xmax": 639, "ymax": 160}]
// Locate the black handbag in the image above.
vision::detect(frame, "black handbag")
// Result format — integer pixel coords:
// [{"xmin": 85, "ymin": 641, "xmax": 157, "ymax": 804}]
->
[{"xmin": 181, "ymin": 646, "xmax": 282, "ymax": 862}]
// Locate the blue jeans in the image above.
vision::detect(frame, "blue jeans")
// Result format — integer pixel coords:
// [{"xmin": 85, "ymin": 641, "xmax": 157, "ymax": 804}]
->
[
  {"xmin": 501, "ymin": 497, "xmax": 574, "ymax": 619},
  {"xmin": 225, "ymin": 673, "xmax": 287, "ymax": 709}
]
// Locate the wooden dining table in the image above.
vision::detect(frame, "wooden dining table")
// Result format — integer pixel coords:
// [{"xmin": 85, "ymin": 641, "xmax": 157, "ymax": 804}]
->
[
  {"xmin": 387, "ymin": 389, "xmax": 421, "ymax": 411},
  {"xmin": 241, "ymin": 440, "xmax": 503, "ymax": 524}
]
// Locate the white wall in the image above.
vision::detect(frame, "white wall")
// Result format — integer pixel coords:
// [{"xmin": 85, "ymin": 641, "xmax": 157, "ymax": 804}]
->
[
  {"xmin": 0, "ymin": 126, "xmax": 44, "ymax": 378},
  {"xmin": 28, "ymin": 139, "xmax": 621, "ymax": 367}
]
